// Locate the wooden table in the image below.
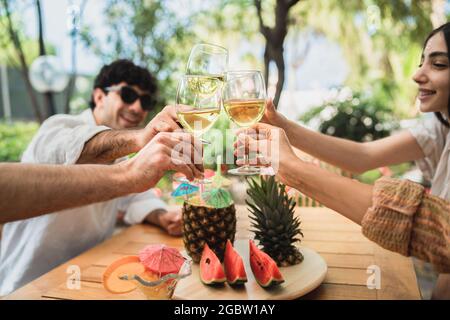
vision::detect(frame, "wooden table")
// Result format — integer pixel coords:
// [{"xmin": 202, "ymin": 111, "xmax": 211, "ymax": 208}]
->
[{"xmin": 3, "ymin": 206, "xmax": 421, "ymax": 300}]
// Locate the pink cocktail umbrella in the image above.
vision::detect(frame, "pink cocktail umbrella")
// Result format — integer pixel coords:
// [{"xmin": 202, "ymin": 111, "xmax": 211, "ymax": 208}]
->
[
  {"xmin": 139, "ymin": 245, "xmax": 185, "ymax": 277},
  {"xmin": 203, "ymin": 169, "xmax": 216, "ymax": 179}
]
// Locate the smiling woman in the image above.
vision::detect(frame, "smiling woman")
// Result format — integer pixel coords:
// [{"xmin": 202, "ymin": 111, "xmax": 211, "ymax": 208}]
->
[
  {"xmin": 236, "ymin": 22, "xmax": 450, "ymax": 299},
  {"xmin": 414, "ymin": 23, "xmax": 450, "ymax": 127}
]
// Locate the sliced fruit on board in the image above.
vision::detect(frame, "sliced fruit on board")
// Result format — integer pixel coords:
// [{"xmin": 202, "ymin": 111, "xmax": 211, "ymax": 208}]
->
[
  {"xmin": 200, "ymin": 243, "xmax": 226, "ymax": 285},
  {"xmin": 139, "ymin": 244, "xmax": 185, "ymax": 276},
  {"xmin": 249, "ymin": 240, "xmax": 284, "ymax": 288},
  {"xmin": 103, "ymin": 255, "xmax": 145, "ymax": 293},
  {"xmin": 223, "ymin": 240, "xmax": 247, "ymax": 285}
]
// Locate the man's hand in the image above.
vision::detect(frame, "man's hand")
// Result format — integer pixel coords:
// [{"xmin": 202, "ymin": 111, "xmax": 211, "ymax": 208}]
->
[
  {"xmin": 146, "ymin": 208, "xmax": 182, "ymax": 236},
  {"xmin": 138, "ymin": 105, "xmax": 181, "ymax": 147},
  {"xmin": 124, "ymin": 131, "xmax": 204, "ymax": 193},
  {"xmin": 77, "ymin": 105, "xmax": 182, "ymax": 165}
]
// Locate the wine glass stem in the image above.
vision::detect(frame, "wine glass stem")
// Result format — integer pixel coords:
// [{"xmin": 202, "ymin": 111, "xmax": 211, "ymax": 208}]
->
[
  {"xmin": 243, "ymin": 125, "xmax": 250, "ymax": 169},
  {"xmin": 244, "ymin": 153, "xmax": 250, "ymax": 169}
]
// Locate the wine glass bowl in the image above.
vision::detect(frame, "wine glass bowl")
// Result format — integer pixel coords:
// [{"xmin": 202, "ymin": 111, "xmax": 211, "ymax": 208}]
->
[
  {"xmin": 186, "ymin": 43, "xmax": 228, "ymax": 77},
  {"xmin": 176, "ymin": 75, "xmax": 222, "ymax": 138},
  {"xmin": 175, "ymin": 43, "xmax": 228, "ymax": 185},
  {"xmin": 223, "ymin": 70, "xmax": 266, "ymax": 176}
]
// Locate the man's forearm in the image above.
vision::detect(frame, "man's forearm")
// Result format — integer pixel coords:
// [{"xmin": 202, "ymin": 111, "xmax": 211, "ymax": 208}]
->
[
  {"xmin": 0, "ymin": 162, "xmax": 136, "ymax": 223},
  {"xmin": 77, "ymin": 129, "xmax": 143, "ymax": 164},
  {"xmin": 281, "ymin": 158, "xmax": 373, "ymax": 225}
]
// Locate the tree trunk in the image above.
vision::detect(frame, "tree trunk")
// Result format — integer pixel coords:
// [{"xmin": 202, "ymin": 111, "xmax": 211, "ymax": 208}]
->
[
  {"xmin": 273, "ymin": 48, "xmax": 285, "ymax": 107},
  {"xmin": 263, "ymin": 47, "xmax": 270, "ymax": 94},
  {"xmin": 1, "ymin": 0, "xmax": 43, "ymax": 122},
  {"xmin": 36, "ymin": 0, "xmax": 56, "ymax": 118},
  {"xmin": 253, "ymin": 0, "xmax": 301, "ymax": 109}
]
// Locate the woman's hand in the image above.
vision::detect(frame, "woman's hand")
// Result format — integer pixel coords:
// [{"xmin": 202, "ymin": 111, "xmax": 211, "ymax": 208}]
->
[
  {"xmin": 234, "ymin": 122, "xmax": 301, "ymax": 186},
  {"xmin": 235, "ymin": 123, "xmax": 375, "ymax": 226},
  {"xmin": 261, "ymin": 98, "xmax": 289, "ymax": 128}
]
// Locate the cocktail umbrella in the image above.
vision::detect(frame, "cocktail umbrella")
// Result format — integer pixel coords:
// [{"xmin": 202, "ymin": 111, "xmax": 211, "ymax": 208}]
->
[
  {"xmin": 171, "ymin": 182, "xmax": 199, "ymax": 197},
  {"xmin": 204, "ymin": 169, "xmax": 216, "ymax": 179},
  {"xmin": 205, "ymin": 188, "xmax": 233, "ymax": 208},
  {"xmin": 139, "ymin": 244, "xmax": 185, "ymax": 277}
]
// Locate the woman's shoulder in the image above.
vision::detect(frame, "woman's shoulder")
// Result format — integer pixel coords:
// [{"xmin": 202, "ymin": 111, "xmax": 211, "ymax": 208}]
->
[{"xmin": 411, "ymin": 115, "xmax": 449, "ymax": 145}]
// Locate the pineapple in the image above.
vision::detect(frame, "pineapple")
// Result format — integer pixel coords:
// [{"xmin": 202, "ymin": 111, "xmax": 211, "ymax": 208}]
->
[
  {"xmin": 182, "ymin": 195, "xmax": 236, "ymax": 263},
  {"xmin": 246, "ymin": 176, "xmax": 304, "ymax": 267}
]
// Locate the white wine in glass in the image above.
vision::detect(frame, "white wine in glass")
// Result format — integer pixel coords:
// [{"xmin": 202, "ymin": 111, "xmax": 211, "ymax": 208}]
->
[
  {"xmin": 223, "ymin": 70, "xmax": 266, "ymax": 176},
  {"xmin": 176, "ymin": 74, "xmax": 222, "ymax": 184},
  {"xmin": 223, "ymin": 99, "xmax": 265, "ymax": 127},
  {"xmin": 176, "ymin": 75, "xmax": 222, "ymax": 136},
  {"xmin": 177, "ymin": 108, "xmax": 221, "ymax": 137}
]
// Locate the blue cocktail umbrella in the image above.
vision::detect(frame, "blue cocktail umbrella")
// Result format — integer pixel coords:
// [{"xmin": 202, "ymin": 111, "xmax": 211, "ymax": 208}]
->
[{"xmin": 171, "ymin": 183, "xmax": 199, "ymax": 197}]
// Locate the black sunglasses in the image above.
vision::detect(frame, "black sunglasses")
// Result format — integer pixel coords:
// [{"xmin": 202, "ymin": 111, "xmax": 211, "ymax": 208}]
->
[{"xmin": 105, "ymin": 85, "xmax": 156, "ymax": 111}]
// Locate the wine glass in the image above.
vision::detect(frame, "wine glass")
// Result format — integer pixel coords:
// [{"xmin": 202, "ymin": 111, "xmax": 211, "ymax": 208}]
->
[
  {"xmin": 175, "ymin": 74, "xmax": 222, "ymax": 184},
  {"xmin": 223, "ymin": 70, "xmax": 266, "ymax": 176},
  {"xmin": 185, "ymin": 43, "xmax": 228, "ymax": 145},
  {"xmin": 186, "ymin": 43, "xmax": 228, "ymax": 79}
]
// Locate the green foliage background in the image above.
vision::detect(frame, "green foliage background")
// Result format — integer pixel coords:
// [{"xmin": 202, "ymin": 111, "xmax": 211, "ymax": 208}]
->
[
  {"xmin": 300, "ymin": 89, "xmax": 399, "ymax": 142},
  {"xmin": 0, "ymin": 122, "xmax": 38, "ymax": 162},
  {"xmin": 0, "ymin": 0, "xmax": 446, "ymax": 180}
]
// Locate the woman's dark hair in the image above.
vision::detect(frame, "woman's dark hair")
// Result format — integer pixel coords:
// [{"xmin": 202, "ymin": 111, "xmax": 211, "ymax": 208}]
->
[
  {"xmin": 89, "ymin": 59, "xmax": 158, "ymax": 110},
  {"xmin": 423, "ymin": 23, "xmax": 450, "ymax": 127}
]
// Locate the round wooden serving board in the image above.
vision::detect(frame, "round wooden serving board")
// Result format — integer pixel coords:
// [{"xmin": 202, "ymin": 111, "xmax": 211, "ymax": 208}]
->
[{"xmin": 173, "ymin": 239, "xmax": 327, "ymax": 300}]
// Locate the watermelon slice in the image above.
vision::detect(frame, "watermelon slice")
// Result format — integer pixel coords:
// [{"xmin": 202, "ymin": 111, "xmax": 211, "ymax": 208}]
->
[
  {"xmin": 200, "ymin": 243, "xmax": 226, "ymax": 285},
  {"xmin": 249, "ymin": 240, "xmax": 284, "ymax": 287},
  {"xmin": 224, "ymin": 240, "xmax": 247, "ymax": 285}
]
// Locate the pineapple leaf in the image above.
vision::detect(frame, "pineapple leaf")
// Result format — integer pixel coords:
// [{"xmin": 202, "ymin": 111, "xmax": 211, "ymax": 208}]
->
[{"xmin": 246, "ymin": 175, "xmax": 303, "ymax": 259}]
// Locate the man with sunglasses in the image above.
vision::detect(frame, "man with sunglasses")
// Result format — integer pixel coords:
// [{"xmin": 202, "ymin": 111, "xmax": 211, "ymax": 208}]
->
[{"xmin": 0, "ymin": 60, "xmax": 189, "ymax": 296}]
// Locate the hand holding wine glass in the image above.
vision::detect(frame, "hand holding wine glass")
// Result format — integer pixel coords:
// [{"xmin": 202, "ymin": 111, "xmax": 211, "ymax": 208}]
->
[
  {"xmin": 223, "ymin": 70, "xmax": 266, "ymax": 175},
  {"xmin": 174, "ymin": 43, "xmax": 228, "ymax": 185},
  {"xmin": 176, "ymin": 75, "xmax": 222, "ymax": 138}
]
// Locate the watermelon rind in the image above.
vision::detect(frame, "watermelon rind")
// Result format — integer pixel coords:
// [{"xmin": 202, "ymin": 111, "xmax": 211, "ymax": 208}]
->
[
  {"xmin": 249, "ymin": 240, "xmax": 285, "ymax": 288},
  {"xmin": 224, "ymin": 240, "xmax": 248, "ymax": 285},
  {"xmin": 200, "ymin": 244, "xmax": 226, "ymax": 285}
]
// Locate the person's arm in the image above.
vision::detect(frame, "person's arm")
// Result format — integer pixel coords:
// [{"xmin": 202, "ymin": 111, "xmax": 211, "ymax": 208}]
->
[
  {"xmin": 77, "ymin": 105, "xmax": 181, "ymax": 164},
  {"xmin": 0, "ymin": 162, "xmax": 132, "ymax": 223},
  {"xmin": 236, "ymin": 123, "xmax": 374, "ymax": 223},
  {"xmin": 1, "ymin": 131, "xmax": 203, "ymax": 224},
  {"xmin": 282, "ymin": 161, "xmax": 450, "ymax": 273},
  {"xmin": 360, "ymin": 177, "xmax": 449, "ymax": 274},
  {"xmin": 238, "ymin": 123, "xmax": 450, "ymax": 273},
  {"xmin": 76, "ymin": 128, "xmax": 143, "ymax": 164},
  {"xmin": 279, "ymin": 154, "xmax": 373, "ymax": 224},
  {"xmin": 263, "ymin": 100, "xmax": 425, "ymax": 174}
]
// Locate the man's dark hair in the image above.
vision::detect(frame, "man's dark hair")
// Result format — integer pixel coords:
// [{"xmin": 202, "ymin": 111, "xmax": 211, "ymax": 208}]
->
[
  {"xmin": 423, "ymin": 23, "xmax": 450, "ymax": 127},
  {"xmin": 89, "ymin": 59, "xmax": 158, "ymax": 110}
]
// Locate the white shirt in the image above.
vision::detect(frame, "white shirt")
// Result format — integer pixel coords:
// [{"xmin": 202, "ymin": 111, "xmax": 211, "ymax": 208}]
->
[
  {"xmin": 409, "ymin": 115, "xmax": 450, "ymax": 200},
  {"xmin": 0, "ymin": 109, "xmax": 167, "ymax": 295}
]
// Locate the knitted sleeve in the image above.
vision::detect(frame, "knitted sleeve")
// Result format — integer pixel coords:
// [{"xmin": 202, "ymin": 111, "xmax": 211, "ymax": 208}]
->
[{"xmin": 361, "ymin": 177, "xmax": 450, "ymax": 273}]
